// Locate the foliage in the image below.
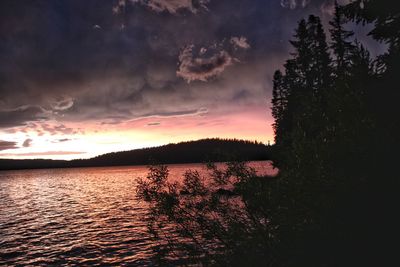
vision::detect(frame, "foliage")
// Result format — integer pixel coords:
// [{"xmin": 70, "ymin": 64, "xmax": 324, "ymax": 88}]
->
[{"xmin": 136, "ymin": 162, "xmax": 280, "ymax": 266}]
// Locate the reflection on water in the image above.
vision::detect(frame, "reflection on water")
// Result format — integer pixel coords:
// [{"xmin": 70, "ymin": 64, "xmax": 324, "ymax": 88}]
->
[{"xmin": 0, "ymin": 161, "xmax": 275, "ymax": 266}]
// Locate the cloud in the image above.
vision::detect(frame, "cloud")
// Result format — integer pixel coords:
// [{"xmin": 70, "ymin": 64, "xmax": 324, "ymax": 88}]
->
[
  {"xmin": 147, "ymin": 122, "xmax": 161, "ymax": 126},
  {"xmin": 319, "ymin": 0, "xmax": 351, "ymax": 15},
  {"xmin": 176, "ymin": 35, "xmax": 252, "ymax": 83},
  {"xmin": 56, "ymin": 138, "xmax": 72, "ymax": 142},
  {"xmin": 0, "ymin": 0, "xmax": 380, "ymax": 141},
  {"xmin": 0, "ymin": 140, "xmax": 18, "ymax": 151},
  {"xmin": 50, "ymin": 138, "xmax": 72, "ymax": 143},
  {"xmin": 22, "ymin": 138, "xmax": 32, "ymax": 147},
  {"xmin": 177, "ymin": 45, "xmax": 234, "ymax": 82},
  {"xmin": 230, "ymin": 36, "xmax": 251, "ymax": 50},
  {"xmin": 40, "ymin": 123, "xmax": 82, "ymax": 136},
  {"xmin": 99, "ymin": 107, "xmax": 208, "ymax": 125},
  {"xmin": 113, "ymin": 0, "xmax": 127, "ymax": 14},
  {"xmin": 9, "ymin": 122, "xmax": 83, "ymax": 137},
  {"xmin": 320, "ymin": 1, "xmax": 334, "ymax": 15},
  {"xmin": 0, "ymin": 151, "xmax": 86, "ymax": 157},
  {"xmin": 146, "ymin": 63, "xmax": 176, "ymax": 89},
  {"xmin": 115, "ymin": 0, "xmax": 210, "ymax": 14},
  {"xmin": 280, "ymin": 0, "xmax": 311, "ymax": 9},
  {"xmin": 0, "ymin": 106, "xmax": 47, "ymax": 128},
  {"xmin": 280, "ymin": 0, "xmax": 350, "ymax": 11},
  {"xmin": 51, "ymin": 97, "xmax": 74, "ymax": 111},
  {"xmin": 138, "ymin": 107, "xmax": 208, "ymax": 119},
  {"xmin": 0, "ymin": 0, "xmax": 289, "ymax": 128}
]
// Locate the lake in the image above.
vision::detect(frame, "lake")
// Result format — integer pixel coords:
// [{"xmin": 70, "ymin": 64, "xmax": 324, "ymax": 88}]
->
[{"xmin": 0, "ymin": 161, "xmax": 276, "ymax": 266}]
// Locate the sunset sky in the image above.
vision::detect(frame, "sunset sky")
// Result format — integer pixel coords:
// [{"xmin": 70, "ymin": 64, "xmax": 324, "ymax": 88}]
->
[{"xmin": 0, "ymin": 0, "xmax": 383, "ymax": 159}]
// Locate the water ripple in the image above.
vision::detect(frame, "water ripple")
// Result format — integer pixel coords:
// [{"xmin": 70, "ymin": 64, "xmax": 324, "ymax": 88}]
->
[{"xmin": 0, "ymin": 162, "xmax": 275, "ymax": 266}]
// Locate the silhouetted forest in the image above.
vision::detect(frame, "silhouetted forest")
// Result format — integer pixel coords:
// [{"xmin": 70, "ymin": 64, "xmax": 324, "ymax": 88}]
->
[
  {"xmin": 136, "ymin": 1, "xmax": 399, "ymax": 266},
  {"xmin": 270, "ymin": 1, "xmax": 398, "ymax": 265},
  {"xmin": 0, "ymin": 138, "xmax": 272, "ymax": 170}
]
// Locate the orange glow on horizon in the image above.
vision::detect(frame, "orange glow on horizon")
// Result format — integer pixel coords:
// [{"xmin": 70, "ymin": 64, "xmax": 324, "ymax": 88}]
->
[{"xmin": 0, "ymin": 106, "xmax": 274, "ymax": 160}]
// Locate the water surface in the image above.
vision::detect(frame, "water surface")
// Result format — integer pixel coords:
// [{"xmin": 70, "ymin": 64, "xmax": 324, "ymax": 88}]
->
[{"xmin": 0, "ymin": 161, "xmax": 275, "ymax": 266}]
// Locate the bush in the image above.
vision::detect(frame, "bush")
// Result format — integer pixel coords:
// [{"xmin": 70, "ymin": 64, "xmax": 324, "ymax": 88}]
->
[{"xmin": 136, "ymin": 162, "xmax": 279, "ymax": 266}]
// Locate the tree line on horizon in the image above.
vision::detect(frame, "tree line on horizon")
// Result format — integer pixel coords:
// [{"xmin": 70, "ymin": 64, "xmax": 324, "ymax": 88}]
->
[
  {"xmin": 0, "ymin": 138, "xmax": 272, "ymax": 170},
  {"xmin": 136, "ymin": 1, "xmax": 399, "ymax": 266}
]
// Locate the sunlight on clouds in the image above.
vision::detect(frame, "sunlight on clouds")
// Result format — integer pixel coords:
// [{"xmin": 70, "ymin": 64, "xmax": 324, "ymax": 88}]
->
[{"xmin": 0, "ymin": 105, "xmax": 273, "ymax": 160}]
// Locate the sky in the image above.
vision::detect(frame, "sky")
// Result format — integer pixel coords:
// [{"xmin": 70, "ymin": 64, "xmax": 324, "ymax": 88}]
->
[{"xmin": 0, "ymin": 0, "xmax": 383, "ymax": 160}]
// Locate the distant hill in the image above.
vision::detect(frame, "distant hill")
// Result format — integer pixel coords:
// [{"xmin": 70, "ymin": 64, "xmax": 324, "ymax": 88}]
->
[{"xmin": 0, "ymin": 138, "xmax": 273, "ymax": 171}]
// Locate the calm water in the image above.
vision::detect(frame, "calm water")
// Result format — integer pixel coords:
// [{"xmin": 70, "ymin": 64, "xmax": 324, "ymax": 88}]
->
[{"xmin": 0, "ymin": 161, "xmax": 275, "ymax": 266}]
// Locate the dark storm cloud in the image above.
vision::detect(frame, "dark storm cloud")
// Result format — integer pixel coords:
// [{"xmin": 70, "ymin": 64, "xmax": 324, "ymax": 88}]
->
[
  {"xmin": 0, "ymin": 140, "xmax": 18, "ymax": 151},
  {"xmin": 280, "ymin": 0, "xmax": 349, "ymax": 10},
  {"xmin": 0, "ymin": 0, "xmax": 148, "ymax": 108},
  {"xmin": 0, "ymin": 0, "xmax": 289, "ymax": 125},
  {"xmin": 114, "ymin": 0, "xmax": 211, "ymax": 14},
  {"xmin": 0, "ymin": 0, "xmax": 374, "ymax": 130},
  {"xmin": 0, "ymin": 106, "xmax": 47, "ymax": 128},
  {"xmin": 280, "ymin": 0, "xmax": 311, "ymax": 9}
]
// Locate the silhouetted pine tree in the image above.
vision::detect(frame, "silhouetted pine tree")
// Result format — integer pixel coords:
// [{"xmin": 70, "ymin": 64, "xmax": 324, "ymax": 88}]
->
[
  {"xmin": 271, "ymin": 70, "xmax": 291, "ymax": 168},
  {"xmin": 325, "ymin": 3, "xmax": 370, "ymax": 177},
  {"xmin": 271, "ymin": 70, "xmax": 285, "ymax": 144},
  {"xmin": 329, "ymin": 1, "xmax": 355, "ymax": 77},
  {"xmin": 272, "ymin": 15, "xmax": 332, "ymax": 177}
]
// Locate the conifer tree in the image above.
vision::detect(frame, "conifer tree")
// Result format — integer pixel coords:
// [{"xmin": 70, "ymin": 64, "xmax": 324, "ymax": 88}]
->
[
  {"xmin": 271, "ymin": 70, "xmax": 285, "ymax": 143},
  {"xmin": 274, "ymin": 15, "xmax": 332, "ymax": 172},
  {"xmin": 329, "ymin": 1, "xmax": 355, "ymax": 77}
]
